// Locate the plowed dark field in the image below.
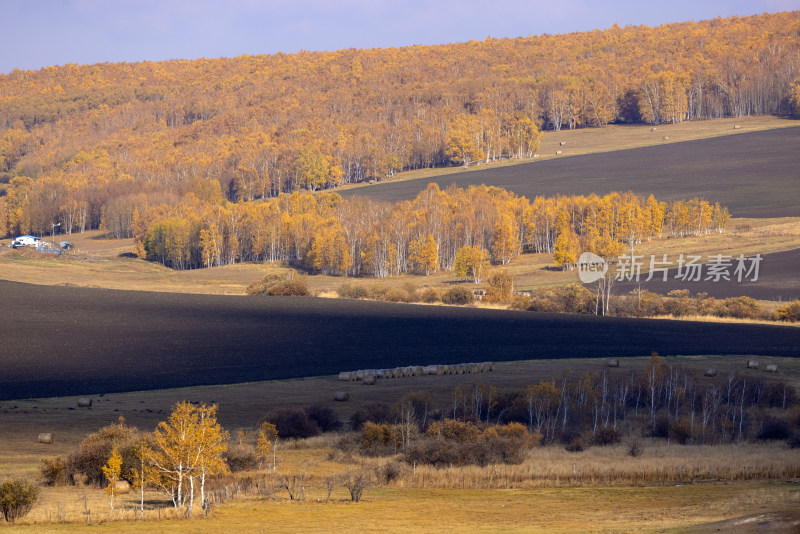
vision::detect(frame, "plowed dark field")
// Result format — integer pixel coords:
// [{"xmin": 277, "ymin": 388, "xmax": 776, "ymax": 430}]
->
[
  {"xmin": 1, "ymin": 280, "xmax": 798, "ymax": 401},
  {"xmin": 342, "ymin": 127, "xmax": 800, "ymax": 218},
  {"xmin": 614, "ymin": 248, "xmax": 800, "ymax": 300}
]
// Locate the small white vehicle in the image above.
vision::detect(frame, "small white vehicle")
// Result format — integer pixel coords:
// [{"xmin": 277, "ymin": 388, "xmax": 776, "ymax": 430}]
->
[{"xmin": 11, "ymin": 235, "xmax": 41, "ymax": 248}]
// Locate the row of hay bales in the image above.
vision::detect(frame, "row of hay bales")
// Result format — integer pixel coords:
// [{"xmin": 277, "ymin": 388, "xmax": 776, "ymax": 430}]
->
[{"xmin": 339, "ymin": 362, "xmax": 495, "ymax": 383}]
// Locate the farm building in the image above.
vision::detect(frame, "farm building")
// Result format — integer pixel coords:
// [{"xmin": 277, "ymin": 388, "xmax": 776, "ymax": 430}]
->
[{"xmin": 11, "ymin": 235, "xmax": 41, "ymax": 248}]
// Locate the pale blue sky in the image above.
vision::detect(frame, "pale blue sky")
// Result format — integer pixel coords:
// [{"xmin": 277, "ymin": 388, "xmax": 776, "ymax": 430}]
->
[{"xmin": 2, "ymin": 0, "xmax": 799, "ymax": 74}]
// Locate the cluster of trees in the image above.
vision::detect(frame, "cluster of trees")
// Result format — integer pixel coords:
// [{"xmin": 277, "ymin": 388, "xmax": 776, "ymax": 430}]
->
[
  {"xmin": 0, "ymin": 12, "xmax": 797, "ymax": 238},
  {"xmin": 343, "ymin": 355, "xmax": 798, "ymax": 463},
  {"xmin": 41, "ymin": 404, "xmax": 240, "ymax": 518},
  {"xmin": 132, "ymin": 184, "xmax": 725, "ymax": 274},
  {"xmin": 519, "ymin": 286, "xmax": 800, "ymax": 322}
]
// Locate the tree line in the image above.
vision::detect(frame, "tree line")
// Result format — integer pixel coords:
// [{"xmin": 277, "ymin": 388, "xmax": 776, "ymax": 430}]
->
[
  {"xmin": 130, "ymin": 184, "xmax": 727, "ymax": 273},
  {"xmin": 0, "ymin": 12, "xmax": 797, "ymax": 238}
]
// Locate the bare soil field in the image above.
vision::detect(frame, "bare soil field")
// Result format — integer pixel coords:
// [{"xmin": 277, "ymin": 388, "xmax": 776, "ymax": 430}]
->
[
  {"xmin": 341, "ymin": 124, "xmax": 800, "ymax": 218},
  {"xmin": 1, "ymin": 280, "xmax": 799, "ymax": 401}
]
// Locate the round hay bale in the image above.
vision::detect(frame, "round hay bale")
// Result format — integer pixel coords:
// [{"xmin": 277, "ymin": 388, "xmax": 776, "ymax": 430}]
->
[
  {"xmin": 334, "ymin": 391, "xmax": 350, "ymax": 402},
  {"xmin": 662, "ymin": 136, "xmax": 669, "ymax": 140},
  {"xmin": 704, "ymin": 368, "xmax": 718, "ymax": 377},
  {"xmin": 393, "ymin": 367, "xmax": 403, "ymax": 378},
  {"xmin": 555, "ymin": 150, "xmax": 563, "ymax": 155},
  {"xmin": 747, "ymin": 360, "xmax": 759, "ymax": 369},
  {"xmin": 77, "ymin": 397, "xmax": 92, "ymax": 408},
  {"xmin": 37, "ymin": 432, "xmax": 54, "ymax": 444},
  {"xmin": 765, "ymin": 364, "xmax": 778, "ymax": 373},
  {"xmin": 424, "ymin": 365, "xmax": 438, "ymax": 376},
  {"xmin": 650, "ymin": 127, "xmax": 657, "ymax": 132},
  {"xmin": 455, "ymin": 364, "xmax": 466, "ymax": 375},
  {"xmin": 468, "ymin": 363, "xmax": 480, "ymax": 373},
  {"xmin": 114, "ymin": 481, "xmax": 130, "ymax": 495},
  {"xmin": 607, "ymin": 358, "xmax": 619, "ymax": 368},
  {"xmin": 733, "ymin": 125, "xmax": 741, "ymax": 129},
  {"xmin": 488, "ymin": 362, "xmax": 496, "ymax": 371},
  {"xmin": 560, "ymin": 141, "xmax": 566, "ymax": 146},
  {"xmin": 339, "ymin": 372, "xmax": 354, "ymax": 382},
  {"xmin": 402, "ymin": 366, "xmax": 413, "ymax": 377},
  {"xmin": 362, "ymin": 374, "xmax": 377, "ymax": 385},
  {"xmin": 413, "ymin": 366, "xmax": 424, "ymax": 376},
  {"xmin": 436, "ymin": 365, "xmax": 445, "ymax": 375},
  {"xmin": 355, "ymin": 370, "xmax": 366, "ymax": 381},
  {"xmin": 479, "ymin": 362, "xmax": 490, "ymax": 372}
]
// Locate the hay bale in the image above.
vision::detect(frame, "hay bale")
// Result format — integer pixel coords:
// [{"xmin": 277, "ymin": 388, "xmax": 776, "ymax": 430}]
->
[
  {"xmin": 355, "ymin": 370, "xmax": 366, "ymax": 381},
  {"xmin": 37, "ymin": 432, "xmax": 54, "ymax": 444},
  {"xmin": 488, "ymin": 362, "xmax": 495, "ymax": 371},
  {"xmin": 607, "ymin": 358, "xmax": 619, "ymax": 368},
  {"xmin": 362, "ymin": 374, "xmax": 376, "ymax": 385},
  {"xmin": 704, "ymin": 368, "xmax": 718, "ymax": 377},
  {"xmin": 424, "ymin": 365, "xmax": 438, "ymax": 376},
  {"xmin": 402, "ymin": 366, "xmax": 414, "ymax": 377},
  {"xmin": 560, "ymin": 141, "xmax": 566, "ymax": 146},
  {"xmin": 533, "ymin": 153, "xmax": 539, "ymax": 158},
  {"xmin": 468, "ymin": 363, "xmax": 480, "ymax": 373},
  {"xmin": 393, "ymin": 367, "xmax": 403, "ymax": 378},
  {"xmin": 480, "ymin": 362, "xmax": 490, "ymax": 372},
  {"xmin": 436, "ymin": 364, "xmax": 445, "ymax": 375},
  {"xmin": 455, "ymin": 363, "xmax": 466, "ymax": 375},
  {"xmin": 114, "ymin": 481, "xmax": 130, "ymax": 495},
  {"xmin": 555, "ymin": 150, "xmax": 562, "ymax": 155},
  {"xmin": 747, "ymin": 359, "xmax": 759, "ymax": 369},
  {"xmin": 733, "ymin": 125, "xmax": 741, "ymax": 129},
  {"xmin": 662, "ymin": 136, "xmax": 669, "ymax": 140},
  {"xmin": 413, "ymin": 366, "xmax": 424, "ymax": 376},
  {"xmin": 650, "ymin": 127, "xmax": 657, "ymax": 132},
  {"xmin": 766, "ymin": 364, "xmax": 778, "ymax": 373},
  {"xmin": 339, "ymin": 372, "xmax": 354, "ymax": 381},
  {"xmin": 77, "ymin": 397, "xmax": 92, "ymax": 408},
  {"xmin": 334, "ymin": 391, "xmax": 350, "ymax": 402}
]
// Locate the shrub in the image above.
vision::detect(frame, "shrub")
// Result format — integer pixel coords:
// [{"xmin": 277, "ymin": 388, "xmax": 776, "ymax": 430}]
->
[
  {"xmin": 419, "ymin": 286, "xmax": 441, "ymax": 303},
  {"xmin": 669, "ymin": 418, "xmax": 693, "ymax": 445},
  {"xmin": 262, "ymin": 408, "xmax": 320, "ymax": 439},
  {"xmin": 0, "ymin": 479, "xmax": 40, "ymax": 524},
  {"xmin": 224, "ymin": 444, "xmax": 258, "ymax": 472},
  {"xmin": 484, "ymin": 269, "xmax": 514, "ymax": 304},
  {"xmin": 266, "ymin": 278, "xmax": 310, "ymax": 296},
  {"xmin": 65, "ymin": 418, "xmax": 141, "ymax": 486},
  {"xmin": 627, "ymin": 441, "xmax": 643, "ymax": 457},
  {"xmin": 592, "ymin": 425, "xmax": 620, "ymax": 446},
  {"xmin": 247, "ymin": 272, "xmax": 310, "ymax": 297},
  {"xmin": 756, "ymin": 418, "xmax": 792, "ymax": 441},
  {"xmin": 716, "ymin": 296, "xmax": 762, "ymax": 319},
  {"xmin": 350, "ymin": 403, "xmax": 395, "ymax": 431},
  {"xmin": 305, "ymin": 404, "xmax": 339, "ymax": 432},
  {"xmin": 40, "ymin": 456, "xmax": 68, "ymax": 486},
  {"xmin": 381, "ymin": 287, "xmax": 408, "ymax": 303},
  {"xmin": 426, "ymin": 419, "xmax": 481, "ymax": 441},
  {"xmin": 441, "ymin": 286, "xmax": 474, "ymax": 305},
  {"xmin": 775, "ymin": 300, "xmax": 800, "ymax": 322},
  {"xmin": 338, "ymin": 281, "xmax": 368, "ymax": 299}
]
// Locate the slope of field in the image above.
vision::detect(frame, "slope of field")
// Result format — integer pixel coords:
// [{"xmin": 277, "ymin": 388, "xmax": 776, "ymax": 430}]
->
[
  {"xmin": 2, "ymin": 280, "xmax": 799, "ymax": 401},
  {"xmin": 341, "ymin": 126, "xmax": 800, "ymax": 218}
]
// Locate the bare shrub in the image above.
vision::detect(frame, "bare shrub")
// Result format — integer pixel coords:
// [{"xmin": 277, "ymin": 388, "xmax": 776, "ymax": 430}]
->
[
  {"xmin": 343, "ymin": 470, "xmax": 368, "ymax": 502},
  {"xmin": 224, "ymin": 444, "xmax": 258, "ymax": 472},
  {"xmin": 305, "ymin": 404, "xmax": 339, "ymax": 432},
  {"xmin": 627, "ymin": 441, "xmax": 643, "ymax": 457},
  {"xmin": 262, "ymin": 408, "xmax": 320, "ymax": 439},
  {"xmin": 592, "ymin": 425, "xmax": 620, "ymax": 446}
]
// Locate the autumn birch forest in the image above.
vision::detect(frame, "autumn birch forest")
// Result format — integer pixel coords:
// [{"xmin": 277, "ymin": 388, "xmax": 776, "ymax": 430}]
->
[{"xmin": 1, "ymin": 12, "xmax": 798, "ymax": 274}]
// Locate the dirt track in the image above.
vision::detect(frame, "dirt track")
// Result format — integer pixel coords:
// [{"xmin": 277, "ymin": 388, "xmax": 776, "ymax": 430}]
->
[
  {"xmin": 342, "ymin": 126, "xmax": 800, "ymax": 218},
  {"xmin": 1, "ymin": 280, "xmax": 798, "ymax": 401}
]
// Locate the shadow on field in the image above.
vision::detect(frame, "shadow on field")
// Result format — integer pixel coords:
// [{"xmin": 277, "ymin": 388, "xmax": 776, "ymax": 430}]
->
[{"xmin": 1, "ymin": 280, "xmax": 798, "ymax": 401}]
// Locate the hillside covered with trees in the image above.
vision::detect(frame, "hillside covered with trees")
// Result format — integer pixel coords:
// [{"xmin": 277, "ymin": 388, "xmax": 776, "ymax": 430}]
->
[{"xmin": 0, "ymin": 11, "xmax": 797, "ymax": 243}]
